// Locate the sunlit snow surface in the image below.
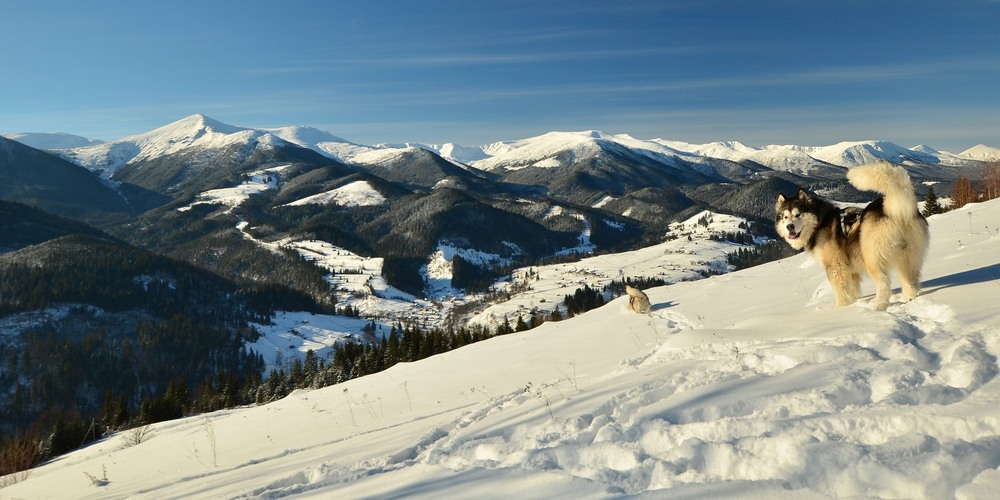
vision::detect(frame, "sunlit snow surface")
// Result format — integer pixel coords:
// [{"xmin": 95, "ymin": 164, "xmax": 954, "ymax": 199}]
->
[
  {"xmin": 281, "ymin": 180, "xmax": 386, "ymax": 208},
  {"xmin": 470, "ymin": 210, "xmax": 759, "ymax": 328},
  {"xmin": 249, "ymin": 311, "xmax": 374, "ymax": 374},
  {"xmin": 7, "ymin": 198, "xmax": 1000, "ymax": 498},
  {"xmin": 177, "ymin": 165, "xmax": 289, "ymax": 212}
]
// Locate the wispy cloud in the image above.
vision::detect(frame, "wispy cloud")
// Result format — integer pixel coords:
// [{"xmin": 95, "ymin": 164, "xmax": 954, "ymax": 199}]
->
[{"xmin": 237, "ymin": 45, "xmax": 708, "ymax": 75}]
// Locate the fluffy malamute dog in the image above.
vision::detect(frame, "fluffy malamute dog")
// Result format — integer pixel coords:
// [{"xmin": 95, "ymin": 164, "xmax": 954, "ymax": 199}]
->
[{"xmin": 775, "ymin": 162, "xmax": 929, "ymax": 310}]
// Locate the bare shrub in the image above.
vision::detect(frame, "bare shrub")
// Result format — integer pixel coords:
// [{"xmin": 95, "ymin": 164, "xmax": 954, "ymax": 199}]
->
[
  {"xmin": 981, "ymin": 162, "xmax": 1000, "ymax": 201},
  {"xmin": 122, "ymin": 424, "xmax": 152, "ymax": 448},
  {"xmin": 0, "ymin": 433, "xmax": 42, "ymax": 486},
  {"xmin": 952, "ymin": 175, "xmax": 979, "ymax": 208}
]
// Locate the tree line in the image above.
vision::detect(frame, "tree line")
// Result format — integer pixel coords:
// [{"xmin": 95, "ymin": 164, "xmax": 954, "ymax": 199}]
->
[
  {"xmin": 224, "ymin": 276, "xmax": 654, "ymax": 416},
  {"xmin": 0, "ymin": 235, "xmax": 323, "ymax": 477}
]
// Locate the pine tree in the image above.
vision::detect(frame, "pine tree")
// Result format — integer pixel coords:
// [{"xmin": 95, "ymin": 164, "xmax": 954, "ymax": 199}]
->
[
  {"xmin": 922, "ymin": 185, "xmax": 944, "ymax": 217},
  {"xmin": 514, "ymin": 315, "xmax": 529, "ymax": 332},
  {"xmin": 549, "ymin": 308, "xmax": 564, "ymax": 322},
  {"xmin": 303, "ymin": 350, "xmax": 319, "ymax": 387},
  {"xmin": 386, "ymin": 330, "xmax": 400, "ymax": 366}
]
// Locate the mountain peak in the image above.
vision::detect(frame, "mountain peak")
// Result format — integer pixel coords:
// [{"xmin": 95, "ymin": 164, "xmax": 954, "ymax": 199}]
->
[
  {"xmin": 266, "ymin": 125, "xmax": 351, "ymax": 148},
  {"xmin": 54, "ymin": 114, "xmax": 270, "ymax": 179},
  {"xmin": 960, "ymin": 144, "xmax": 1000, "ymax": 161},
  {"xmin": 158, "ymin": 114, "xmax": 245, "ymax": 137},
  {"xmin": 911, "ymin": 144, "xmax": 940, "ymax": 154}
]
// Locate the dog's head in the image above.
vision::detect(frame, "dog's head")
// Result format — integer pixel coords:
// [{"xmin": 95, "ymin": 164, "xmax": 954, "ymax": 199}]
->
[{"xmin": 775, "ymin": 189, "xmax": 819, "ymax": 250}]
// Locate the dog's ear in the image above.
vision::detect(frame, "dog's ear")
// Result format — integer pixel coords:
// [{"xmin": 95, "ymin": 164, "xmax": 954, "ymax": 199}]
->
[
  {"xmin": 796, "ymin": 188, "xmax": 810, "ymax": 201},
  {"xmin": 776, "ymin": 193, "xmax": 786, "ymax": 212}
]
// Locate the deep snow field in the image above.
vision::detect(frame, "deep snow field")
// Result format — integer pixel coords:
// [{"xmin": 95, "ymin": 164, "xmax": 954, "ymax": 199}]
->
[{"xmin": 4, "ymin": 199, "xmax": 1000, "ymax": 499}]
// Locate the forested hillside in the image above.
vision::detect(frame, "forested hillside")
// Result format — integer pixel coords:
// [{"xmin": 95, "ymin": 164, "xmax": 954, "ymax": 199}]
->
[
  {"xmin": 0, "ymin": 232, "xmax": 329, "ymax": 472},
  {"xmin": 0, "ymin": 137, "xmax": 131, "ymax": 223},
  {"xmin": 0, "ymin": 200, "xmax": 110, "ymax": 252}
]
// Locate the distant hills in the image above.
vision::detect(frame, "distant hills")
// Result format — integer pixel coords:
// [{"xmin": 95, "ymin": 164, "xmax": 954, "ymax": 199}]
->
[
  {"xmin": 0, "ymin": 136, "xmax": 131, "ymax": 222},
  {"xmin": 2, "ymin": 131, "xmax": 103, "ymax": 149}
]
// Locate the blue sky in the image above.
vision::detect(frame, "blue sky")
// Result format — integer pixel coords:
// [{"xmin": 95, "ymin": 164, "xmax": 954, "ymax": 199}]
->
[{"xmin": 2, "ymin": 0, "xmax": 999, "ymax": 151}]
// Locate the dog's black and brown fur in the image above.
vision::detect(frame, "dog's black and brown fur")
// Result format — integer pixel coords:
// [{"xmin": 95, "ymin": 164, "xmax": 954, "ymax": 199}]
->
[{"xmin": 776, "ymin": 162, "xmax": 929, "ymax": 310}]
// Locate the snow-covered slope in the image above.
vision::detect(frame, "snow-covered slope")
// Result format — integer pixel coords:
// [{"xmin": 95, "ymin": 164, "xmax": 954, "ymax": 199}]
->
[
  {"xmin": 470, "ymin": 130, "xmax": 694, "ymax": 173},
  {"xmin": 6, "ymin": 197, "xmax": 999, "ymax": 498},
  {"xmin": 2, "ymin": 132, "xmax": 103, "ymax": 149},
  {"xmin": 264, "ymin": 125, "xmax": 371, "ymax": 161},
  {"xmin": 463, "ymin": 132, "xmax": 992, "ymax": 182},
  {"xmin": 281, "ymin": 180, "xmax": 387, "ymax": 207},
  {"xmin": 961, "ymin": 144, "xmax": 1000, "ymax": 162},
  {"xmin": 176, "ymin": 165, "xmax": 289, "ymax": 212},
  {"xmin": 658, "ymin": 138, "xmax": 986, "ymax": 174},
  {"xmin": 656, "ymin": 139, "xmax": 843, "ymax": 177},
  {"xmin": 260, "ymin": 125, "xmax": 469, "ymax": 168},
  {"xmin": 436, "ymin": 142, "xmax": 490, "ymax": 163},
  {"xmin": 807, "ymin": 140, "xmax": 941, "ymax": 166},
  {"xmin": 348, "ymin": 146, "xmax": 427, "ymax": 166}
]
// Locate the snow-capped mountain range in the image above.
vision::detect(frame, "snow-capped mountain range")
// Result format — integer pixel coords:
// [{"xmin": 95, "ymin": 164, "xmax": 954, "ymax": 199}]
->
[{"xmin": 9, "ymin": 113, "xmax": 998, "ymax": 180}]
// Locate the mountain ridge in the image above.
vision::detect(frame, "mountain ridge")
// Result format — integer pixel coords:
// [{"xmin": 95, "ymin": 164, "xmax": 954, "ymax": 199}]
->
[
  {"xmin": 0, "ymin": 136, "xmax": 132, "ymax": 221},
  {"xmin": 2, "ymin": 131, "xmax": 104, "ymax": 149},
  {"xmin": 31, "ymin": 114, "xmax": 997, "ymax": 182}
]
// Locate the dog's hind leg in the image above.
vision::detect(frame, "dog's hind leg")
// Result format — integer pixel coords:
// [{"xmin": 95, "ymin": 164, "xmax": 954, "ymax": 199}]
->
[
  {"xmin": 866, "ymin": 259, "xmax": 892, "ymax": 311},
  {"xmin": 897, "ymin": 224, "xmax": 929, "ymax": 302},
  {"xmin": 846, "ymin": 271, "xmax": 862, "ymax": 305},
  {"xmin": 895, "ymin": 256, "xmax": 922, "ymax": 302}
]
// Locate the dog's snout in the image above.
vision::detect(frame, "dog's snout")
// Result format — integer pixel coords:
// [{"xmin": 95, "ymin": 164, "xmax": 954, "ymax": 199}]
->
[{"xmin": 786, "ymin": 224, "xmax": 796, "ymax": 232}]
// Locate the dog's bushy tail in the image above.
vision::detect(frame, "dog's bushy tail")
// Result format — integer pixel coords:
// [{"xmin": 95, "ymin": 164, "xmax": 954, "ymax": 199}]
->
[{"xmin": 847, "ymin": 161, "xmax": 919, "ymax": 218}]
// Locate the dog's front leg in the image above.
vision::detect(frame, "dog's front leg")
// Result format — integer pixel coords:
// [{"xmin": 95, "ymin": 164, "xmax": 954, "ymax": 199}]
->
[
  {"xmin": 823, "ymin": 253, "xmax": 857, "ymax": 307},
  {"xmin": 826, "ymin": 267, "xmax": 853, "ymax": 307}
]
